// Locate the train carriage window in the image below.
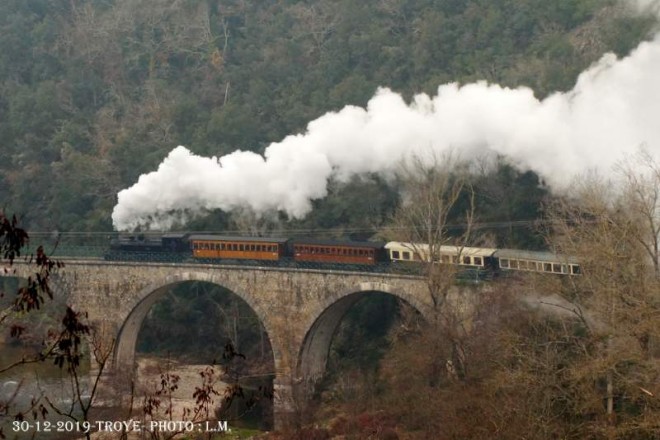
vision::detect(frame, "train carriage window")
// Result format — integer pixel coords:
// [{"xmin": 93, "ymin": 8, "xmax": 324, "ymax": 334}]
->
[
  {"xmin": 544, "ymin": 263, "xmax": 552, "ymax": 272},
  {"xmin": 510, "ymin": 260, "xmax": 518, "ymax": 269},
  {"xmin": 402, "ymin": 251, "xmax": 411, "ymax": 260},
  {"xmin": 518, "ymin": 260, "xmax": 528, "ymax": 270},
  {"xmin": 193, "ymin": 243, "xmax": 199, "ymax": 250},
  {"xmin": 474, "ymin": 256, "xmax": 482, "ymax": 266},
  {"xmin": 571, "ymin": 265, "xmax": 581, "ymax": 275},
  {"xmin": 561, "ymin": 264, "xmax": 569, "ymax": 274},
  {"xmin": 463, "ymin": 256, "xmax": 471, "ymax": 265},
  {"xmin": 500, "ymin": 259, "xmax": 509, "ymax": 268},
  {"xmin": 441, "ymin": 255, "xmax": 450, "ymax": 264},
  {"xmin": 392, "ymin": 250, "xmax": 400, "ymax": 259},
  {"xmin": 552, "ymin": 263, "xmax": 562, "ymax": 273}
]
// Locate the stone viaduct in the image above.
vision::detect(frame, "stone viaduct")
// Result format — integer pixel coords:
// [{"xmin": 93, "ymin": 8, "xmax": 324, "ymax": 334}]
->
[{"xmin": 6, "ymin": 259, "xmax": 484, "ymax": 429}]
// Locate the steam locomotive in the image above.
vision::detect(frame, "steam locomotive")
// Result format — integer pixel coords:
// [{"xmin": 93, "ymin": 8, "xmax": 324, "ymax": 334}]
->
[{"xmin": 105, "ymin": 233, "xmax": 580, "ymax": 277}]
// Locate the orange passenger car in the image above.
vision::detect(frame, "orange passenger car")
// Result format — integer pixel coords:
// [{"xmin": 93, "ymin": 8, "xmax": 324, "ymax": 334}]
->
[{"xmin": 189, "ymin": 235, "xmax": 289, "ymax": 261}]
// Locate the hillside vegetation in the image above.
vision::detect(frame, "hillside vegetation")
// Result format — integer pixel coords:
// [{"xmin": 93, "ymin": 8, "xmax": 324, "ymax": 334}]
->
[{"xmin": 0, "ymin": 0, "xmax": 656, "ymax": 235}]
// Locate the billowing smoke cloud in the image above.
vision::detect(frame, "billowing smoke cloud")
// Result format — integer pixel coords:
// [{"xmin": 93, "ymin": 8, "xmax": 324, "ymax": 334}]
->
[{"xmin": 112, "ymin": 25, "xmax": 660, "ymax": 231}]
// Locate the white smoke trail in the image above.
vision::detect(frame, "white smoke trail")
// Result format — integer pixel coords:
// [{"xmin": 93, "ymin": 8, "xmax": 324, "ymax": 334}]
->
[{"xmin": 112, "ymin": 21, "xmax": 660, "ymax": 231}]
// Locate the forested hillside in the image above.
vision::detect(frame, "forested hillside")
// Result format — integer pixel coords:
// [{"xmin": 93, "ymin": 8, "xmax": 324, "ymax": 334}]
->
[{"xmin": 0, "ymin": 0, "xmax": 655, "ymax": 234}]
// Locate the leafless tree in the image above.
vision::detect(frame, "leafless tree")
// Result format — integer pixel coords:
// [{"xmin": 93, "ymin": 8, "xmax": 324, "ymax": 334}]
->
[
  {"xmin": 384, "ymin": 152, "xmax": 478, "ymax": 382},
  {"xmin": 541, "ymin": 161, "xmax": 660, "ymax": 437}
]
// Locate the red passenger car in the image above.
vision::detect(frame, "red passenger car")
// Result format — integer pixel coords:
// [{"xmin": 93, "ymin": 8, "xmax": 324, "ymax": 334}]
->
[{"xmin": 292, "ymin": 240, "xmax": 387, "ymax": 266}]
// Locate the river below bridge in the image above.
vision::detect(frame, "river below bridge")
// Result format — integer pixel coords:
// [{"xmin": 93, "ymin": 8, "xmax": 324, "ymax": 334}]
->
[{"xmin": 0, "ymin": 344, "xmax": 239, "ymax": 439}]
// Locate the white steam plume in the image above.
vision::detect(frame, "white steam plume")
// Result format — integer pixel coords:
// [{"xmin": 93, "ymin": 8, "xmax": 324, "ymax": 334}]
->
[{"xmin": 112, "ymin": 33, "xmax": 660, "ymax": 231}]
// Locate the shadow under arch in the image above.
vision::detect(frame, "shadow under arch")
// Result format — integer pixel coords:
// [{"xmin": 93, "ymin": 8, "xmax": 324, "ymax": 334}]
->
[
  {"xmin": 113, "ymin": 272, "xmax": 280, "ymax": 377},
  {"xmin": 296, "ymin": 282, "xmax": 430, "ymax": 399}
]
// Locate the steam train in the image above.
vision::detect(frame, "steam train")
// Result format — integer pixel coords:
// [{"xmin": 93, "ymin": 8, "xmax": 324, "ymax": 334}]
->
[{"xmin": 105, "ymin": 233, "xmax": 580, "ymax": 277}]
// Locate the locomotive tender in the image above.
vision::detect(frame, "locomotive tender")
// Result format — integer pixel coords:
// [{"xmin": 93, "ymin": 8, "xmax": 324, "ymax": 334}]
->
[{"xmin": 106, "ymin": 233, "xmax": 579, "ymax": 276}]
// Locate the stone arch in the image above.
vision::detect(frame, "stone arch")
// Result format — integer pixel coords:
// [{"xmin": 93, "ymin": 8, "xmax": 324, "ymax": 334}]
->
[
  {"xmin": 113, "ymin": 271, "xmax": 281, "ymax": 376},
  {"xmin": 295, "ymin": 282, "xmax": 430, "ymax": 399}
]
